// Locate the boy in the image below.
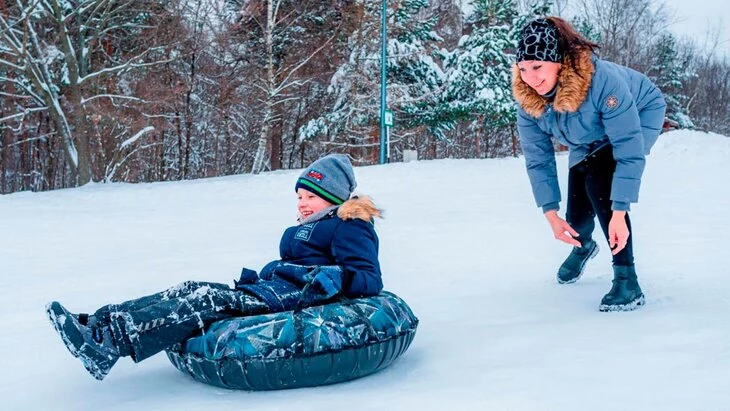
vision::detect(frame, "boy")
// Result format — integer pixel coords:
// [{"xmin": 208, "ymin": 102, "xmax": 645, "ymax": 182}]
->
[{"xmin": 47, "ymin": 154, "xmax": 383, "ymax": 380}]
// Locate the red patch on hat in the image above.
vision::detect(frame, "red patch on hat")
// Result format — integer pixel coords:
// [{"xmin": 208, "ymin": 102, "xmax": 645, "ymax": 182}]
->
[
  {"xmin": 605, "ymin": 95, "xmax": 619, "ymax": 110},
  {"xmin": 307, "ymin": 170, "xmax": 323, "ymax": 181}
]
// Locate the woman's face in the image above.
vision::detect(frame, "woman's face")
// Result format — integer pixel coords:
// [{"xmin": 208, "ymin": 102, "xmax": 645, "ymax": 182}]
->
[
  {"xmin": 297, "ymin": 188, "xmax": 333, "ymax": 219},
  {"xmin": 517, "ymin": 60, "xmax": 562, "ymax": 95}
]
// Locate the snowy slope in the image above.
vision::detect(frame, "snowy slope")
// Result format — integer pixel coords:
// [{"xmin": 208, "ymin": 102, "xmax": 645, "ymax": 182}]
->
[{"xmin": 1, "ymin": 130, "xmax": 728, "ymax": 410}]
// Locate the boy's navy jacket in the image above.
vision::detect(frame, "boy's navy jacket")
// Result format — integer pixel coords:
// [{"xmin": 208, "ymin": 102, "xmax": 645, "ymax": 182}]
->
[{"xmin": 278, "ymin": 197, "xmax": 382, "ymax": 297}]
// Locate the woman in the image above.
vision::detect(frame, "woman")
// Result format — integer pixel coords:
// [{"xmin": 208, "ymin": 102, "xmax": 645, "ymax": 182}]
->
[
  {"xmin": 511, "ymin": 17, "xmax": 666, "ymax": 312},
  {"xmin": 47, "ymin": 154, "xmax": 383, "ymax": 380}
]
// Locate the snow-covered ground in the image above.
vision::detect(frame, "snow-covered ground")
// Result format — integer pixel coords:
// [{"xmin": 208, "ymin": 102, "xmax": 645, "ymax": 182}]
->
[{"xmin": 1, "ymin": 130, "xmax": 728, "ymax": 410}]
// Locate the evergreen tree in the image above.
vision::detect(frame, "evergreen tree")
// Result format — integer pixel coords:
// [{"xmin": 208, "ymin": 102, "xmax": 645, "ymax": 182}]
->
[
  {"xmin": 647, "ymin": 33, "xmax": 695, "ymax": 128},
  {"xmin": 390, "ymin": 0, "xmax": 444, "ymax": 131},
  {"xmin": 421, "ymin": 0, "xmax": 551, "ymax": 152},
  {"xmin": 299, "ymin": 0, "xmax": 442, "ymax": 162},
  {"xmin": 571, "ymin": 16, "xmax": 602, "ymax": 45}
]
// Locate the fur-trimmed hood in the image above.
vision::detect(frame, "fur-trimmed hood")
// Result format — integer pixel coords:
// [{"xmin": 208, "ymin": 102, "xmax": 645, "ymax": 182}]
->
[
  {"xmin": 512, "ymin": 49, "xmax": 595, "ymax": 118},
  {"xmin": 337, "ymin": 196, "xmax": 382, "ymax": 222}
]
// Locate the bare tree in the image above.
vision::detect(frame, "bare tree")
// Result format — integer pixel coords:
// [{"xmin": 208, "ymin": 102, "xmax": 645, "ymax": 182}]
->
[
  {"xmin": 228, "ymin": 0, "xmax": 345, "ymax": 174},
  {"xmin": 574, "ymin": 0, "xmax": 670, "ymax": 70},
  {"xmin": 0, "ymin": 0, "xmax": 176, "ymax": 185}
]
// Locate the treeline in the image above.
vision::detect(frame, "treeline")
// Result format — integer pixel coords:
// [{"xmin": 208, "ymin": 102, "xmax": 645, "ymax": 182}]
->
[{"xmin": 0, "ymin": 0, "xmax": 727, "ymax": 193}]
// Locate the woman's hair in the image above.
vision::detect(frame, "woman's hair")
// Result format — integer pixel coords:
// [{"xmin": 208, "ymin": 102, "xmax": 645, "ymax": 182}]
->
[{"xmin": 546, "ymin": 16, "xmax": 599, "ymax": 70}]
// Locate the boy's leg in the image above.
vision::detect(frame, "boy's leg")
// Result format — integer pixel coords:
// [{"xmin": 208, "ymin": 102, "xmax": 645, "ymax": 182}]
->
[
  {"xmin": 46, "ymin": 301, "xmax": 120, "ymax": 380},
  {"xmin": 47, "ymin": 282, "xmax": 240, "ymax": 379},
  {"xmin": 92, "ymin": 281, "xmax": 231, "ymax": 319},
  {"xmin": 108, "ymin": 284, "xmax": 270, "ymax": 362},
  {"xmin": 48, "ymin": 281, "xmax": 290, "ymax": 379}
]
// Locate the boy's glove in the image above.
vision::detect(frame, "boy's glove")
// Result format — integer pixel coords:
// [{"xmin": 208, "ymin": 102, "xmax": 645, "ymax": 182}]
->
[
  {"xmin": 258, "ymin": 260, "xmax": 282, "ymax": 280},
  {"xmin": 310, "ymin": 266, "xmax": 344, "ymax": 298},
  {"xmin": 233, "ymin": 267, "xmax": 259, "ymax": 289},
  {"xmin": 271, "ymin": 262, "xmax": 316, "ymax": 286},
  {"xmin": 247, "ymin": 261, "xmax": 344, "ymax": 299}
]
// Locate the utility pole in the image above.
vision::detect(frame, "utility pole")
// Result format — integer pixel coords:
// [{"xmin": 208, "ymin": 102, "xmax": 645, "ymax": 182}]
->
[{"xmin": 379, "ymin": 0, "xmax": 389, "ymax": 164}]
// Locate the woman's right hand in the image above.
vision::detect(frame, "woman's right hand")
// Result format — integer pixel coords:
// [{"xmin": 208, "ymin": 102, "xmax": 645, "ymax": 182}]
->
[{"xmin": 544, "ymin": 210, "xmax": 582, "ymax": 247}]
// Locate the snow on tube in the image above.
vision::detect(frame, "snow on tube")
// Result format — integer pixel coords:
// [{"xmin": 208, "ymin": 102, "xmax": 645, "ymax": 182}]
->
[{"xmin": 166, "ymin": 291, "xmax": 418, "ymax": 390}]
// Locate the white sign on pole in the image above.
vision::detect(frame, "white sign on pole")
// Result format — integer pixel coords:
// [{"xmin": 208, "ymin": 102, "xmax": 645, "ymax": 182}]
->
[{"xmin": 384, "ymin": 110, "xmax": 394, "ymax": 127}]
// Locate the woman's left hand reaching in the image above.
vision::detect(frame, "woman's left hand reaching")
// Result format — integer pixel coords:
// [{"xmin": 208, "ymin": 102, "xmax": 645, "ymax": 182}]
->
[{"xmin": 608, "ymin": 211, "xmax": 630, "ymax": 255}]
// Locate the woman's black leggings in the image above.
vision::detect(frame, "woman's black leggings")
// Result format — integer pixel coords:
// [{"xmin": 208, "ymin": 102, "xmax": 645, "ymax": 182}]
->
[{"xmin": 566, "ymin": 145, "xmax": 634, "ymax": 266}]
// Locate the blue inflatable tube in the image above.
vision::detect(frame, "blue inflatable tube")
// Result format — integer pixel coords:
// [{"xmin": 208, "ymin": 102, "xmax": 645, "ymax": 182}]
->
[{"xmin": 166, "ymin": 291, "xmax": 418, "ymax": 390}]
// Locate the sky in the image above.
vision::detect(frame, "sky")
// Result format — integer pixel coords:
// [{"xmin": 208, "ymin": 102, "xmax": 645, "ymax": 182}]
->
[
  {"xmin": 459, "ymin": 0, "xmax": 730, "ymax": 56},
  {"xmin": 663, "ymin": 0, "xmax": 730, "ymax": 55},
  {"xmin": 1, "ymin": 130, "xmax": 729, "ymax": 410}
]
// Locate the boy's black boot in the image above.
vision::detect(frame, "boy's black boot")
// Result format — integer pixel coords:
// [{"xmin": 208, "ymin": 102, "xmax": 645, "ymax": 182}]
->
[
  {"xmin": 46, "ymin": 302, "xmax": 120, "ymax": 380},
  {"xmin": 599, "ymin": 265, "xmax": 645, "ymax": 312},
  {"xmin": 557, "ymin": 239, "xmax": 599, "ymax": 284}
]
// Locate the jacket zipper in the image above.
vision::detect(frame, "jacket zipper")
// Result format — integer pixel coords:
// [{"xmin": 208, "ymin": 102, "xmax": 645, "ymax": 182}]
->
[{"xmin": 554, "ymin": 109, "xmax": 578, "ymax": 146}]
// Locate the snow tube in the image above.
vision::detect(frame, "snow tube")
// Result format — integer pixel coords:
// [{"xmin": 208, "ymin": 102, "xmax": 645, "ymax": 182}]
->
[{"xmin": 166, "ymin": 291, "xmax": 418, "ymax": 390}]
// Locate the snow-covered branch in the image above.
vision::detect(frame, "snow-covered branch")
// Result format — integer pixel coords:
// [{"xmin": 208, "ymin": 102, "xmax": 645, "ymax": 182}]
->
[
  {"xmin": 104, "ymin": 140, "xmax": 162, "ymax": 183},
  {"xmin": 275, "ymin": 23, "xmax": 341, "ymax": 93},
  {"xmin": 77, "ymin": 47, "xmax": 176, "ymax": 85},
  {"xmin": 120, "ymin": 126, "xmax": 155, "ymax": 150},
  {"xmin": 0, "ymin": 107, "xmax": 47, "ymax": 124},
  {"xmin": 81, "ymin": 94, "xmax": 147, "ymax": 105},
  {"xmin": 0, "ymin": 58, "xmax": 25, "ymax": 71}
]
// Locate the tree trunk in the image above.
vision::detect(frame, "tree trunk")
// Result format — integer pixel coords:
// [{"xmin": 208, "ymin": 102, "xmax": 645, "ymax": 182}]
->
[
  {"xmin": 159, "ymin": 130, "xmax": 167, "ymax": 181},
  {"xmin": 184, "ymin": 51, "xmax": 197, "ymax": 179},
  {"xmin": 288, "ymin": 96, "xmax": 307, "ymax": 168},
  {"xmin": 0, "ymin": 109, "xmax": 7, "ymax": 193},
  {"xmin": 251, "ymin": 105, "xmax": 271, "ymax": 174},
  {"xmin": 251, "ymin": 0, "xmax": 276, "ymax": 174},
  {"xmin": 53, "ymin": 1, "xmax": 91, "ymax": 185},
  {"xmin": 175, "ymin": 113, "xmax": 184, "ymax": 179},
  {"xmin": 71, "ymin": 111, "xmax": 92, "ymax": 185},
  {"xmin": 269, "ymin": 110, "xmax": 282, "ymax": 170},
  {"xmin": 224, "ymin": 114, "xmax": 233, "ymax": 175}
]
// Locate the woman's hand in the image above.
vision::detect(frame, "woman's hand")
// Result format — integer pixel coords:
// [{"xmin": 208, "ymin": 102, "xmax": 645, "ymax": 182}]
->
[
  {"xmin": 544, "ymin": 210, "xmax": 581, "ymax": 247},
  {"xmin": 608, "ymin": 211, "xmax": 630, "ymax": 255}
]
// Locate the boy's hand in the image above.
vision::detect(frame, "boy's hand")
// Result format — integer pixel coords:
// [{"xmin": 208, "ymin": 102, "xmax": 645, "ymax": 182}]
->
[
  {"xmin": 272, "ymin": 263, "xmax": 316, "ymax": 286},
  {"xmin": 311, "ymin": 266, "xmax": 344, "ymax": 298},
  {"xmin": 234, "ymin": 267, "xmax": 259, "ymax": 288},
  {"xmin": 258, "ymin": 260, "xmax": 282, "ymax": 280}
]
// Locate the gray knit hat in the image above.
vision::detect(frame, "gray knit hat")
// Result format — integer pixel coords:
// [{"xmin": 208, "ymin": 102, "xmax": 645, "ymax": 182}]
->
[{"xmin": 295, "ymin": 154, "xmax": 356, "ymax": 205}]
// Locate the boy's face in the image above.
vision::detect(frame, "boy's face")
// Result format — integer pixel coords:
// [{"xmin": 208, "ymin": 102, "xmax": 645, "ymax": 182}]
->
[{"xmin": 297, "ymin": 188, "xmax": 333, "ymax": 219}]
